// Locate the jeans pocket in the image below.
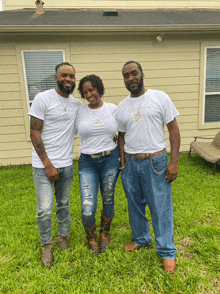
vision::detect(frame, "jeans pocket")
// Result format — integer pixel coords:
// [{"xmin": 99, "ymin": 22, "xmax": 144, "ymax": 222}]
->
[
  {"xmin": 79, "ymin": 154, "xmax": 87, "ymax": 170},
  {"xmin": 150, "ymin": 155, "xmax": 167, "ymax": 174},
  {"xmin": 111, "ymin": 147, "xmax": 120, "ymax": 158},
  {"xmin": 61, "ymin": 165, "xmax": 73, "ymax": 179},
  {"xmin": 33, "ymin": 167, "xmax": 46, "ymax": 178}
]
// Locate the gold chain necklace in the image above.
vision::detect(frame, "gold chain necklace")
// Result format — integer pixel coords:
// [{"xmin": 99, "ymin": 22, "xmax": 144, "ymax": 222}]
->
[
  {"xmin": 58, "ymin": 95, "xmax": 69, "ymax": 112},
  {"xmin": 56, "ymin": 91, "xmax": 70, "ymax": 120},
  {"xmin": 130, "ymin": 94, "xmax": 145, "ymax": 121}
]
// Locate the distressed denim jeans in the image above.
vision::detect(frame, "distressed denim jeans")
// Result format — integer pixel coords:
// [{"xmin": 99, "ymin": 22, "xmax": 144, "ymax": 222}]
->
[
  {"xmin": 79, "ymin": 147, "xmax": 121, "ymax": 229},
  {"xmin": 33, "ymin": 165, "xmax": 73, "ymax": 244},
  {"xmin": 121, "ymin": 152, "xmax": 177, "ymax": 260}
]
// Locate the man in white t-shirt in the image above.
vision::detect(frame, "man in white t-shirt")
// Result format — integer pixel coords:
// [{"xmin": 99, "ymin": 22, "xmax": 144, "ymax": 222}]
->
[
  {"xmin": 28, "ymin": 62, "xmax": 83, "ymax": 267},
  {"xmin": 117, "ymin": 61, "xmax": 180, "ymax": 273}
]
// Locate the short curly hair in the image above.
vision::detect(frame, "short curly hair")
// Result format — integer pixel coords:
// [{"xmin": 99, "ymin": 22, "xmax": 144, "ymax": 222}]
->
[
  {"xmin": 78, "ymin": 75, "xmax": 105, "ymax": 99},
  {"xmin": 122, "ymin": 61, "xmax": 143, "ymax": 74},
  {"xmin": 55, "ymin": 62, "xmax": 74, "ymax": 74}
]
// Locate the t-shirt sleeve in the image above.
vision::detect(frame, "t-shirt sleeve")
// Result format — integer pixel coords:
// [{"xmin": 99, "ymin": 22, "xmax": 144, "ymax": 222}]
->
[
  {"xmin": 161, "ymin": 93, "xmax": 180, "ymax": 125},
  {"xmin": 28, "ymin": 93, "xmax": 47, "ymax": 121},
  {"xmin": 77, "ymin": 100, "xmax": 84, "ymax": 107},
  {"xmin": 116, "ymin": 105, "xmax": 126, "ymax": 132}
]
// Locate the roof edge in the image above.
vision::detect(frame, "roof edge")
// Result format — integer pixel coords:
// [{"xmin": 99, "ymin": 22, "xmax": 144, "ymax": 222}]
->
[
  {"xmin": 2, "ymin": 8, "xmax": 220, "ymax": 12},
  {"xmin": 1, "ymin": 24, "xmax": 220, "ymax": 33}
]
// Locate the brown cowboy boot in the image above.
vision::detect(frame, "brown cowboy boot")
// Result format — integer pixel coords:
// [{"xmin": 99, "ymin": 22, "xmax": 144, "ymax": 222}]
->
[
  {"xmin": 100, "ymin": 210, "xmax": 114, "ymax": 253},
  {"xmin": 56, "ymin": 236, "xmax": 69, "ymax": 251},
  {"xmin": 85, "ymin": 224, "xmax": 99, "ymax": 256},
  {"xmin": 41, "ymin": 241, "xmax": 54, "ymax": 267}
]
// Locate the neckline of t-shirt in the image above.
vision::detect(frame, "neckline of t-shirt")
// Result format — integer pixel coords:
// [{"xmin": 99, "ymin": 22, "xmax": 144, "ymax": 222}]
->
[
  {"xmin": 54, "ymin": 89, "xmax": 70, "ymax": 101},
  {"xmin": 87, "ymin": 101, "xmax": 105, "ymax": 111},
  {"xmin": 129, "ymin": 89, "xmax": 149, "ymax": 101}
]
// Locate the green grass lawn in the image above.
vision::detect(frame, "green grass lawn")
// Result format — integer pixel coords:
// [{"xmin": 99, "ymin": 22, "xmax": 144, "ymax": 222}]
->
[{"xmin": 0, "ymin": 154, "xmax": 219, "ymax": 294}]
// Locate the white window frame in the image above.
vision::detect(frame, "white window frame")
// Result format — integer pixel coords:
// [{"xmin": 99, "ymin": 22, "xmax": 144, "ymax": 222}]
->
[
  {"xmin": 21, "ymin": 49, "xmax": 65, "ymax": 109},
  {"xmin": 199, "ymin": 42, "xmax": 220, "ymax": 129}
]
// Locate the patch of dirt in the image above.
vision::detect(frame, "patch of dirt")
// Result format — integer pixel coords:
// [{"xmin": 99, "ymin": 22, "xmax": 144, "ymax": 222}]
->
[{"xmin": 177, "ymin": 237, "xmax": 192, "ymax": 251}]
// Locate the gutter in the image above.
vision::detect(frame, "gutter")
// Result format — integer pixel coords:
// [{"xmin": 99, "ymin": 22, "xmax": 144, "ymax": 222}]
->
[{"xmin": 0, "ymin": 24, "xmax": 220, "ymax": 34}]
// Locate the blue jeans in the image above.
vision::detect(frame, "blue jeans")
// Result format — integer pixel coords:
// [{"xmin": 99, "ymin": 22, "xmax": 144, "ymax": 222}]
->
[
  {"xmin": 121, "ymin": 152, "xmax": 176, "ymax": 260},
  {"xmin": 79, "ymin": 147, "xmax": 121, "ymax": 229},
  {"xmin": 33, "ymin": 165, "xmax": 73, "ymax": 244}
]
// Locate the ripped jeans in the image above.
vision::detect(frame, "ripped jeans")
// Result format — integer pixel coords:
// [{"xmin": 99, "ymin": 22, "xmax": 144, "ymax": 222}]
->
[{"xmin": 79, "ymin": 147, "xmax": 121, "ymax": 229}]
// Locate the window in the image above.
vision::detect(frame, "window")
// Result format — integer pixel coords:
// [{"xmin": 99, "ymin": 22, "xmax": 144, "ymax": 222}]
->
[
  {"xmin": 22, "ymin": 50, "xmax": 64, "ymax": 107},
  {"xmin": 204, "ymin": 47, "xmax": 220, "ymax": 123}
]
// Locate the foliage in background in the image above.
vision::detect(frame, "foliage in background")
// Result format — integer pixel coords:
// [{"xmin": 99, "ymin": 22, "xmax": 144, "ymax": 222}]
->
[{"xmin": 0, "ymin": 154, "xmax": 219, "ymax": 294}]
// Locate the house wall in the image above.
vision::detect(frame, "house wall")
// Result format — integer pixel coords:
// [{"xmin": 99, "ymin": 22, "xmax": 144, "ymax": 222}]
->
[
  {"xmin": 0, "ymin": 44, "xmax": 32, "ymax": 166},
  {"xmin": 3, "ymin": 0, "xmax": 220, "ymax": 11},
  {"xmin": 0, "ymin": 33, "xmax": 220, "ymax": 166}
]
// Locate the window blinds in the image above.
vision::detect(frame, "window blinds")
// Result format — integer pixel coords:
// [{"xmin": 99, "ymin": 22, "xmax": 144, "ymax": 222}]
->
[
  {"xmin": 23, "ymin": 51, "xmax": 64, "ymax": 103},
  {"xmin": 206, "ymin": 48, "xmax": 220, "ymax": 93},
  {"xmin": 205, "ymin": 48, "xmax": 220, "ymax": 123}
]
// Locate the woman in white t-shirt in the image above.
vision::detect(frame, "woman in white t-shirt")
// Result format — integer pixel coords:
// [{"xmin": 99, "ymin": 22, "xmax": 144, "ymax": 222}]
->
[{"xmin": 75, "ymin": 75, "xmax": 120, "ymax": 256}]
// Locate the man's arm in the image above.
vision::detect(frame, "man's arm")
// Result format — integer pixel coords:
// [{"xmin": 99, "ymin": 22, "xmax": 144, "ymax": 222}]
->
[
  {"xmin": 166, "ymin": 118, "xmax": 180, "ymax": 183},
  {"xmin": 30, "ymin": 116, "xmax": 59, "ymax": 181},
  {"xmin": 118, "ymin": 131, "xmax": 126, "ymax": 170}
]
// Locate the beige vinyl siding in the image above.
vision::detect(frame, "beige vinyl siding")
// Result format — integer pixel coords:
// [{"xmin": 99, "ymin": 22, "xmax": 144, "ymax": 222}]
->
[
  {"xmin": 0, "ymin": 44, "xmax": 33, "ymax": 166},
  {"xmin": 0, "ymin": 34, "xmax": 219, "ymax": 166},
  {"xmin": 3, "ymin": 0, "xmax": 220, "ymax": 10}
]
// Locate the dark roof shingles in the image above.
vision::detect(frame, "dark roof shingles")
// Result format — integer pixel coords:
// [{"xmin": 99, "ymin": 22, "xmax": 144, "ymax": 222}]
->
[{"xmin": 0, "ymin": 9, "xmax": 220, "ymax": 26}]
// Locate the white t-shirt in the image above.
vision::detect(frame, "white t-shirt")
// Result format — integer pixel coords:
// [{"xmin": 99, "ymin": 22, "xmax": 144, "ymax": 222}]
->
[
  {"xmin": 28, "ymin": 89, "xmax": 83, "ymax": 168},
  {"xmin": 75, "ymin": 102, "xmax": 118, "ymax": 154},
  {"xmin": 116, "ymin": 89, "xmax": 179, "ymax": 153}
]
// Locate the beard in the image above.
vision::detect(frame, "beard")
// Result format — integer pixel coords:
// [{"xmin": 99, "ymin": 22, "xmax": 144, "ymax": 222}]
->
[
  {"xmin": 57, "ymin": 80, "xmax": 75, "ymax": 95},
  {"xmin": 126, "ymin": 75, "xmax": 144, "ymax": 96}
]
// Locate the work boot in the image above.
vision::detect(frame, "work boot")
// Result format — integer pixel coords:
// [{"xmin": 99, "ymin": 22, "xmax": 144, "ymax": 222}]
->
[
  {"xmin": 85, "ymin": 224, "xmax": 99, "ymax": 256},
  {"xmin": 100, "ymin": 210, "xmax": 114, "ymax": 253},
  {"xmin": 162, "ymin": 259, "xmax": 176, "ymax": 274},
  {"xmin": 123, "ymin": 242, "xmax": 141, "ymax": 251},
  {"xmin": 41, "ymin": 241, "xmax": 54, "ymax": 267},
  {"xmin": 57, "ymin": 236, "xmax": 69, "ymax": 251}
]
